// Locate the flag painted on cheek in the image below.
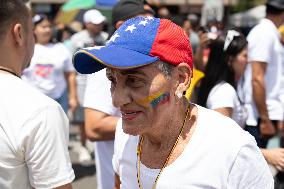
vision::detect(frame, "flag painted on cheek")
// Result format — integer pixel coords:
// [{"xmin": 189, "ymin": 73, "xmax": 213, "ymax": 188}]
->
[
  {"xmin": 151, "ymin": 93, "xmax": 170, "ymax": 108},
  {"xmin": 137, "ymin": 92, "xmax": 170, "ymax": 108}
]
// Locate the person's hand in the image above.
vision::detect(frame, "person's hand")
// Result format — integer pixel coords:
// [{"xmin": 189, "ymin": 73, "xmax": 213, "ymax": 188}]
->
[
  {"xmin": 264, "ymin": 148, "xmax": 284, "ymax": 171},
  {"xmin": 260, "ymin": 119, "xmax": 276, "ymax": 138},
  {"xmin": 69, "ymin": 96, "xmax": 78, "ymax": 113},
  {"xmin": 198, "ymin": 32, "xmax": 211, "ymax": 49}
]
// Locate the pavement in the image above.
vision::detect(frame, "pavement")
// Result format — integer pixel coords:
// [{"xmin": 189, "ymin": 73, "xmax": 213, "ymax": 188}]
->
[{"xmin": 69, "ymin": 124, "xmax": 97, "ymax": 189}]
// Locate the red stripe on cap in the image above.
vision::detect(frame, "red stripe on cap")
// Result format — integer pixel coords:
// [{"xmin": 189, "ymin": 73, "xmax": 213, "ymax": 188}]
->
[{"xmin": 149, "ymin": 19, "xmax": 193, "ymax": 69}]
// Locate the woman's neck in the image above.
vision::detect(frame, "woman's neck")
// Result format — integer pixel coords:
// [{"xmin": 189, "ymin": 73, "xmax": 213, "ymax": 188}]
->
[
  {"xmin": 142, "ymin": 102, "xmax": 193, "ymax": 151},
  {"xmin": 139, "ymin": 103, "xmax": 197, "ymax": 169}
]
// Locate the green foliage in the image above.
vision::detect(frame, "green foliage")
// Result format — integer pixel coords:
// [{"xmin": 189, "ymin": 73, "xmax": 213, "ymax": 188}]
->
[{"xmin": 230, "ymin": 0, "xmax": 265, "ymax": 13}]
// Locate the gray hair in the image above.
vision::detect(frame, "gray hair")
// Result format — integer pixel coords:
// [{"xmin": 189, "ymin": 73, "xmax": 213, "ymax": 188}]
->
[{"xmin": 155, "ymin": 61, "xmax": 175, "ymax": 79}]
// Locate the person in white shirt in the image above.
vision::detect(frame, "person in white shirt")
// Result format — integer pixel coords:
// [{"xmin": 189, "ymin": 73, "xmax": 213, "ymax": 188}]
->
[
  {"xmin": 83, "ymin": 69, "xmax": 120, "ymax": 189},
  {"xmin": 243, "ymin": 0, "xmax": 284, "ymax": 184},
  {"xmin": 0, "ymin": 1, "xmax": 74, "ymax": 188},
  {"xmin": 73, "ymin": 16, "xmax": 273, "ymax": 189},
  {"xmin": 69, "ymin": 9, "xmax": 108, "ymax": 164},
  {"xmin": 197, "ymin": 29, "xmax": 284, "ymax": 179},
  {"xmin": 22, "ymin": 14, "xmax": 78, "ymax": 113},
  {"xmin": 244, "ymin": 0, "xmax": 284, "ymax": 145},
  {"xmin": 197, "ymin": 30, "xmax": 248, "ymax": 128}
]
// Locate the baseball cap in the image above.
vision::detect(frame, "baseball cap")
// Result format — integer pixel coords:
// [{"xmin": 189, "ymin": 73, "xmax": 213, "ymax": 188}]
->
[
  {"xmin": 266, "ymin": 0, "xmax": 284, "ymax": 10},
  {"xmin": 83, "ymin": 9, "xmax": 106, "ymax": 25},
  {"xmin": 112, "ymin": 0, "xmax": 155, "ymax": 26},
  {"xmin": 73, "ymin": 17, "xmax": 193, "ymax": 74}
]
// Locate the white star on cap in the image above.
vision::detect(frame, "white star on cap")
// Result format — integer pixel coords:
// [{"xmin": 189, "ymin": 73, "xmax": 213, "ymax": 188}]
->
[
  {"xmin": 138, "ymin": 20, "xmax": 148, "ymax": 26},
  {"xmin": 107, "ymin": 33, "xmax": 120, "ymax": 44},
  {"xmin": 145, "ymin": 16, "xmax": 154, "ymax": 20},
  {"xmin": 125, "ymin": 24, "xmax": 137, "ymax": 33}
]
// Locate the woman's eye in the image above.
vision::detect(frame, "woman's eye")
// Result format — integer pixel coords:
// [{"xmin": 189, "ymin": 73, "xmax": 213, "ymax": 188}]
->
[
  {"xmin": 107, "ymin": 76, "xmax": 117, "ymax": 86},
  {"xmin": 126, "ymin": 77, "xmax": 145, "ymax": 88}
]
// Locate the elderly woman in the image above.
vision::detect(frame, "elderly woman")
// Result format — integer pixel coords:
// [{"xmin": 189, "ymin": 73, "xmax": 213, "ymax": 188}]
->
[{"xmin": 73, "ymin": 17, "xmax": 273, "ymax": 188}]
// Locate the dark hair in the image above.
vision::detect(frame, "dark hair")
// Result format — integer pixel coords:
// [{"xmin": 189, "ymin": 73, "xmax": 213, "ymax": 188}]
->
[
  {"xmin": 0, "ymin": 0, "xmax": 29, "ymax": 40},
  {"xmin": 109, "ymin": 0, "xmax": 155, "ymax": 37},
  {"xmin": 266, "ymin": 4, "xmax": 284, "ymax": 15},
  {"xmin": 197, "ymin": 31, "xmax": 247, "ymax": 107},
  {"xmin": 54, "ymin": 25, "xmax": 76, "ymax": 43},
  {"xmin": 111, "ymin": 0, "xmax": 154, "ymax": 26},
  {"xmin": 32, "ymin": 14, "xmax": 48, "ymax": 26}
]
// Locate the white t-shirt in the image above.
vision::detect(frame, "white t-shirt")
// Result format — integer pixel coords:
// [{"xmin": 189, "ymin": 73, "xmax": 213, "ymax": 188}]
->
[
  {"xmin": 0, "ymin": 73, "xmax": 74, "ymax": 189},
  {"xmin": 83, "ymin": 69, "xmax": 120, "ymax": 189},
  {"xmin": 206, "ymin": 81, "xmax": 247, "ymax": 128},
  {"xmin": 244, "ymin": 18, "xmax": 283, "ymax": 126},
  {"xmin": 113, "ymin": 105, "xmax": 273, "ymax": 189},
  {"xmin": 70, "ymin": 30, "xmax": 108, "ymax": 105},
  {"xmin": 22, "ymin": 43, "xmax": 74, "ymax": 99},
  {"xmin": 279, "ymin": 46, "xmax": 284, "ymax": 116}
]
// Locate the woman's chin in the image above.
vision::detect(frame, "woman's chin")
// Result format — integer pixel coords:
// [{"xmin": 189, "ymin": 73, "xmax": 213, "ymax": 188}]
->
[{"xmin": 122, "ymin": 123, "xmax": 140, "ymax": 136}]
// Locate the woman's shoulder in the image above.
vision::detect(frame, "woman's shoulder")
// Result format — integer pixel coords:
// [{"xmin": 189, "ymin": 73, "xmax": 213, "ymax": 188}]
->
[
  {"xmin": 206, "ymin": 82, "xmax": 237, "ymax": 109},
  {"xmin": 210, "ymin": 82, "xmax": 235, "ymax": 94},
  {"xmin": 196, "ymin": 105, "xmax": 252, "ymax": 146},
  {"xmin": 209, "ymin": 82, "xmax": 236, "ymax": 98}
]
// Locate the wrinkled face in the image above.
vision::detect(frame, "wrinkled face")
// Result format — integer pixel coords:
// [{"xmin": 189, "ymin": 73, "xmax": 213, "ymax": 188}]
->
[
  {"xmin": 34, "ymin": 19, "xmax": 52, "ymax": 44},
  {"xmin": 231, "ymin": 47, "xmax": 248, "ymax": 80},
  {"xmin": 106, "ymin": 63, "xmax": 176, "ymax": 136}
]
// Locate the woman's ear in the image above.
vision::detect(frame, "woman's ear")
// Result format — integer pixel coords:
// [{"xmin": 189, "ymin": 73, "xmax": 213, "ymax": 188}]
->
[{"xmin": 175, "ymin": 63, "xmax": 192, "ymax": 97}]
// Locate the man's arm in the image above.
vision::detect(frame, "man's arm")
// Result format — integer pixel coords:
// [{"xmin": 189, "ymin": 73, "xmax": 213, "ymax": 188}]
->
[
  {"xmin": 251, "ymin": 61, "xmax": 275, "ymax": 137},
  {"xmin": 65, "ymin": 71, "xmax": 78, "ymax": 113},
  {"xmin": 54, "ymin": 183, "xmax": 73, "ymax": 189},
  {"xmin": 84, "ymin": 108, "xmax": 119, "ymax": 141},
  {"xmin": 261, "ymin": 148, "xmax": 284, "ymax": 172},
  {"xmin": 213, "ymin": 107, "xmax": 233, "ymax": 118},
  {"xmin": 113, "ymin": 173, "xmax": 121, "ymax": 189}
]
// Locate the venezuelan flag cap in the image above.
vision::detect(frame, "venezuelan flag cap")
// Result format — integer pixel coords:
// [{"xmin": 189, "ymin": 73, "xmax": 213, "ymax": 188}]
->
[{"xmin": 73, "ymin": 16, "xmax": 193, "ymax": 74}]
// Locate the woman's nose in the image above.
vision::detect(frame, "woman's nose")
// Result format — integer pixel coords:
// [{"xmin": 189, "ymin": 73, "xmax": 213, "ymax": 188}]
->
[{"xmin": 112, "ymin": 84, "xmax": 132, "ymax": 108}]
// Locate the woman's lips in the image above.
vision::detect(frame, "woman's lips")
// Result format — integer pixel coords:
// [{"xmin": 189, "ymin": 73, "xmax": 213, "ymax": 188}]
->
[{"xmin": 121, "ymin": 111, "xmax": 141, "ymax": 121}]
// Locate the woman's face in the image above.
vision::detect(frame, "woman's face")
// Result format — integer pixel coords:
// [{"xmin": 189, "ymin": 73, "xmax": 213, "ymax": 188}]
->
[
  {"xmin": 107, "ymin": 63, "xmax": 176, "ymax": 136},
  {"xmin": 34, "ymin": 19, "xmax": 52, "ymax": 44},
  {"xmin": 231, "ymin": 47, "xmax": 248, "ymax": 80}
]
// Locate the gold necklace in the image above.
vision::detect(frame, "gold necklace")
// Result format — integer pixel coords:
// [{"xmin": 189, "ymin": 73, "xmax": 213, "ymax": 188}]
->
[{"xmin": 136, "ymin": 105, "xmax": 191, "ymax": 189}]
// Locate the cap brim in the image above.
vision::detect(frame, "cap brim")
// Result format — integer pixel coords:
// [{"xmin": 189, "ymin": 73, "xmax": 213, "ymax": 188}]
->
[{"xmin": 73, "ymin": 46, "xmax": 159, "ymax": 74}]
